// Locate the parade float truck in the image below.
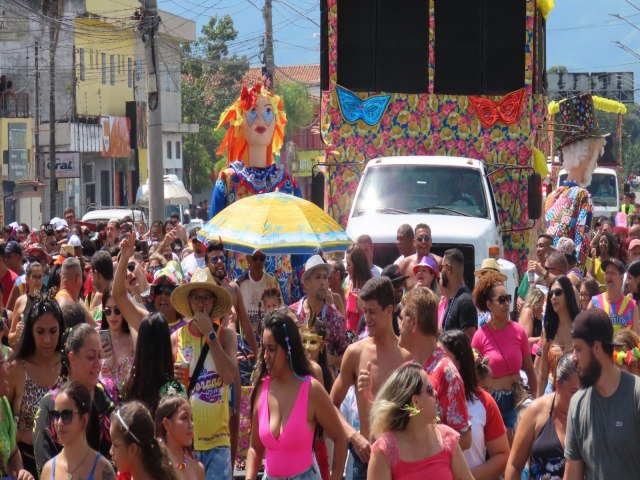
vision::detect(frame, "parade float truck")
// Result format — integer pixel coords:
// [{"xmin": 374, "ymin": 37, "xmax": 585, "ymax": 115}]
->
[{"xmin": 318, "ymin": 0, "xmax": 554, "ymax": 277}]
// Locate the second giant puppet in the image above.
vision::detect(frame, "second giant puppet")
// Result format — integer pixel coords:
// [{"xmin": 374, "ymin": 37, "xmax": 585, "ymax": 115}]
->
[
  {"xmin": 545, "ymin": 94, "xmax": 608, "ymax": 264},
  {"xmin": 209, "ymin": 83, "xmax": 303, "ymax": 312}
]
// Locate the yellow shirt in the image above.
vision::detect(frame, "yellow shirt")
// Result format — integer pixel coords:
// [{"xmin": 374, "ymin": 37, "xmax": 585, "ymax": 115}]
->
[{"xmin": 176, "ymin": 323, "xmax": 230, "ymax": 451}]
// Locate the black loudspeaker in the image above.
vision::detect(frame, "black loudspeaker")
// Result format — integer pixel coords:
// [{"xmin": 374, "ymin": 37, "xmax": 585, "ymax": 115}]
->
[
  {"xmin": 337, "ymin": 0, "xmax": 376, "ymax": 91},
  {"xmin": 434, "ymin": 0, "xmax": 482, "ymax": 94},
  {"xmin": 321, "ymin": 0, "xmax": 329, "ymax": 91},
  {"xmin": 311, "ymin": 172, "xmax": 325, "ymax": 210},
  {"xmin": 375, "ymin": 0, "xmax": 429, "ymax": 93},
  {"xmin": 528, "ymin": 173, "xmax": 542, "ymax": 220}
]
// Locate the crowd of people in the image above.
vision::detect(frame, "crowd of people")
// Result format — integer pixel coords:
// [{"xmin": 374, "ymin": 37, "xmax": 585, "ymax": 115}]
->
[{"xmin": 0, "ymin": 208, "xmax": 638, "ymax": 479}]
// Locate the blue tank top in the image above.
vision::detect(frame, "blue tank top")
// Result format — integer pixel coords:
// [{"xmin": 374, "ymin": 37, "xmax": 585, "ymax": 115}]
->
[{"xmin": 52, "ymin": 452, "xmax": 101, "ymax": 480}]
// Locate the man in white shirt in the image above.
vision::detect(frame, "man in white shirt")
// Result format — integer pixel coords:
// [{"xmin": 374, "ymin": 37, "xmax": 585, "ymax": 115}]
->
[
  {"xmin": 236, "ymin": 249, "xmax": 281, "ymax": 332},
  {"xmin": 394, "ymin": 224, "xmax": 415, "ymax": 265},
  {"xmin": 180, "ymin": 229, "xmax": 207, "ymax": 279}
]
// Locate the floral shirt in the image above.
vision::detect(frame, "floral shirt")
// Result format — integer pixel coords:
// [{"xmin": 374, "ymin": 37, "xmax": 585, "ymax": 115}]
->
[
  {"xmin": 545, "ymin": 183, "xmax": 593, "ymax": 265},
  {"xmin": 423, "ymin": 346, "xmax": 471, "ymax": 433},
  {"xmin": 289, "ymin": 298, "xmax": 350, "ymax": 356}
]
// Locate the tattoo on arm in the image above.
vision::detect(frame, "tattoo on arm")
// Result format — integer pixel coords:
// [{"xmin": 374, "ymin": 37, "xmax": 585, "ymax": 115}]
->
[{"xmin": 102, "ymin": 464, "xmax": 117, "ymax": 480}]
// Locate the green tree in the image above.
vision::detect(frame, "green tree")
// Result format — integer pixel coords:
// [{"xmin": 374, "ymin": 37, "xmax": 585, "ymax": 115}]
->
[
  {"xmin": 181, "ymin": 15, "xmax": 249, "ymax": 194},
  {"xmin": 548, "ymin": 65, "xmax": 569, "ymax": 74},
  {"xmin": 275, "ymin": 81, "xmax": 316, "ymax": 134}
]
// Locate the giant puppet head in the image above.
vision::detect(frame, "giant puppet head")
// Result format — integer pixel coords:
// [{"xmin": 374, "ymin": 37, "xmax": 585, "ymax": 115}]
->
[
  {"xmin": 559, "ymin": 94, "xmax": 608, "ymax": 187},
  {"xmin": 215, "ymin": 83, "xmax": 287, "ymax": 167}
]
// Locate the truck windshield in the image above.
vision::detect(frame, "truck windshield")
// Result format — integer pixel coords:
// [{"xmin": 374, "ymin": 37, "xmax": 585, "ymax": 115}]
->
[
  {"xmin": 559, "ymin": 173, "xmax": 618, "ymax": 206},
  {"xmin": 352, "ymin": 165, "xmax": 489, "ymax": 219}
]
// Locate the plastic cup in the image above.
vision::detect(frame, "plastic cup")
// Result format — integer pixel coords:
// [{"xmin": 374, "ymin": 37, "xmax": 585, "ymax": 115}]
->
[
  {"xmin": 527, "ymin": 271, "xmax": 536, "ymax": 283},
  {"xmin": 176, "ymin": 361, "xmax": 190, "ymax": 389}
]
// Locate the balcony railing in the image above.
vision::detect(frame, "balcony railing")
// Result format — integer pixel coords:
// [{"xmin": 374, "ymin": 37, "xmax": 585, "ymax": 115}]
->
[{"xmin": 0, "ymin": 93, "xmax": 29, "ymax": 118}]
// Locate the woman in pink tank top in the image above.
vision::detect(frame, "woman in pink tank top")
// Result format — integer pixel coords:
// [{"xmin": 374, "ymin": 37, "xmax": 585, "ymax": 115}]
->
[
  {"xmin": 246, "ymin": 310, "xmax": 347, "ymax": 480},
  {"xmin": 368, "ymin": 363, "xmax": 473, "ymax": 480}
]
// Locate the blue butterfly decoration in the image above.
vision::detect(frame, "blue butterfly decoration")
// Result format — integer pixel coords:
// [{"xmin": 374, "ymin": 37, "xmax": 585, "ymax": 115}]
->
[{"xmin": 336, "ymin": 85, "xmax": 392, "ymax": 126}]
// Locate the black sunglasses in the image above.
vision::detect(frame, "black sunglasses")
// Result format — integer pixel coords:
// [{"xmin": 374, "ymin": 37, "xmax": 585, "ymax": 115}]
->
[
  {"xmin": 209, "ymin": 255, "xmax": 226, "ymax": 264},
  {"xmin": 416, "ymin": 235, "xmax": 431, "ymax": 242},
  {"xmin": 103, "ymin": 307, "xmax": 121, "ymax": 316},
  {"xmin": 48, "ymin": 409, "xmax": 80, "ymax": 425},
  {"xmin": 127, "ymin": 262, "xmax": 136, "ymax": 272},
  {"xmin": 153, "ymin": 284, "xmax": 175, "ymax": 296},
  {"xmin": 493, "ymin": 294, "xmax": 512, "ymax": 305},
  {"xmin": 550, "ymin": 288, "xmax": 564, "ymax": 298}
]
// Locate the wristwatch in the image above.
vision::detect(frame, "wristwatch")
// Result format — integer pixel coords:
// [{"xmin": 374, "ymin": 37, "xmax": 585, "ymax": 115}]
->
[{"xmin": 208, "ymin": 329, "xmax": 217, "ymax": 343}]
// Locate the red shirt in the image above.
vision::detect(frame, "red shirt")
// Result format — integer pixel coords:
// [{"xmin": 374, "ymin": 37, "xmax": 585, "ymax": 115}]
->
[
  {"xmin": 0, "ymin": 269, "xmax": 18, "ymax": 308},
  {"xmin": 424, "ymin": 346, "xmax": 470, "ymax": 433}
]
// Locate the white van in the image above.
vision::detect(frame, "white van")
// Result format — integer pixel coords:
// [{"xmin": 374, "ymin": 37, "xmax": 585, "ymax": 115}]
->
[{"xmin": 557, "ymin": 167, "xmax": 619, "ymax": 220}]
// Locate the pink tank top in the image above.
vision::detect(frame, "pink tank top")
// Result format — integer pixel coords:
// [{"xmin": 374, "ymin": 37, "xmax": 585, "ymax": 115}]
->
[{"xmin": 258, "ymin": 375, "xmax": 314, "ymax": 477}]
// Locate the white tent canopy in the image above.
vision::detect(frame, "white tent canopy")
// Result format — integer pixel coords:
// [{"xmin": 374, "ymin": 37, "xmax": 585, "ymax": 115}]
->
[{"xmin": 136, "ymin": 174, "xmax": 192, "ymax": 206}]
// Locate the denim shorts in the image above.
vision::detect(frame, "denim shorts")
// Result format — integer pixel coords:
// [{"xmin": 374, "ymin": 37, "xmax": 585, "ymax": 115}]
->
[
  {"xmin": 195, "ymin": 446, "xmax": 231, "ymax": 480},
  {"xmin": 264, "ymin": 464, "xmax": 321, "ymax": 480},
  {"xmin": 491, "ymin": 389, "xmax": 517, "ymax": 429},
  {"xmin": 347, "ymin": 443, "xmax": 368, "ymax": 480}
]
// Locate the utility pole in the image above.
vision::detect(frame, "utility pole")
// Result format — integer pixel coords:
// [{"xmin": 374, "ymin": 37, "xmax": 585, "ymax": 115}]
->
[
  {"xmin": 142, "ymin": 0, "xmax": 164, "ymax": 223},
  {"xmin": 47, "ymin": 1, "xmax": 62, "ymax": 218},
  {"xmin": 263, "ymin": 0, "xmax": 275, "ymax": 86},
  {"xmin": 34, "ymin": 41, "xmax": 40, "ymax": 180}
]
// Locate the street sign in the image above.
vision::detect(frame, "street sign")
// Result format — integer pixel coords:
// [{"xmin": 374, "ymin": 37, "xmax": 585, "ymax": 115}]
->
[{"xmin": 43, "ymin": 152, "xmax": 80, "ymax": 179}]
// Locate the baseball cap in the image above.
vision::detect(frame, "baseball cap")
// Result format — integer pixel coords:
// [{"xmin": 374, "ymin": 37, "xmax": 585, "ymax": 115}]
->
[
  {"xmin": 601, "ymin": 257, "xmax": 626, "ymax": 274},
  {"xmin": 572, "ymin": 308, "xmax": 623, "ymax": 347},
  {"xmin": 68, "ymin": 235, "xmax": 82, "ymax": 248},
  {"xmin": 381, "ymin": 264, "xmax": 409, "ymax": 285},
  {"xmin": 5, "ymin": 241, "xmax": 22, "ymax": 256},
  {"xmin": 629, "ymin": 239, "xmax": 640, "ymax": 251}
]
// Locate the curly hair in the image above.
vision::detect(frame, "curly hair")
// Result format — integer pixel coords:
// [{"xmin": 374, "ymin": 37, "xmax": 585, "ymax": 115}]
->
[{"xmin": 472, "ymin": 270, "xmax": 506, "ymax": 313}]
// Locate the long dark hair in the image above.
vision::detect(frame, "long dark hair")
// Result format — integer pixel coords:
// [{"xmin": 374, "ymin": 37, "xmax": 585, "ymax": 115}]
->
[
  {"xmin": 439, "ymin": 329, "xmax": 479, "ymax": 402},
  {"xmin": 13, "ymin": 299, "xmax": 64, "ymax": 361},
  {"xmin": 59, "ymin": 381, "xmax": 92, "ymax": 416},
  {"xmin": 111, "ymin": 401, "xmax": 178, "ymax": 480},
  {"xmin": 251, "ymin": 309, "xmax": 312, "ymax": 409},
  {"xmin": 155, "ymin": 394, "xmax": 191, "ymax": 441},
  {"xmin": 596, "ymin": 231, "xmax": 618, "ymax": 258},
  {"xmin": 311, "ymin": 319, "xmax": 333, "ymax": 394},
  {"xmin": 100, "ymin": 286, "xmax": 130, "ymax": 333},
  {"xmin": 121, "ymin": 313, "xmax": 175, "ymax": 415},
  {"xmin": 544, "ymin": 275, "xmax": 580, "ymax": 341},
  {"xmin": 347, "ymin": 245, "xmax": 372, "ymax": 289}
]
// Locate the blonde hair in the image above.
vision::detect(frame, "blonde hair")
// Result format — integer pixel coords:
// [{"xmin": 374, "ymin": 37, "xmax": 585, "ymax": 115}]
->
[
  {"xmin": 216, "ymin": 83, "xmax": 287, "ymax": 166},
  {"xmin": 370, "ymin": 363, "xmax": 424, "ymax": 438},
  {"xmin": 523, "ymin": 287, "xmax": 545, "ymax": 311}
]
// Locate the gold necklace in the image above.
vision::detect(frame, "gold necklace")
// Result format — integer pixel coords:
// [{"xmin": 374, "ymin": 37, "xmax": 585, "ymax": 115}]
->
[{"xmin": 63, "ymin": 446, "xmax": 91, "ymax": 480}]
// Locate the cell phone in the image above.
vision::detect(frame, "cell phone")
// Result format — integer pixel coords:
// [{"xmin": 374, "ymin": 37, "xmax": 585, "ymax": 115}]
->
[{"xmin": 99, "ymin": 329, "xmax": 112, "ymax": 349}]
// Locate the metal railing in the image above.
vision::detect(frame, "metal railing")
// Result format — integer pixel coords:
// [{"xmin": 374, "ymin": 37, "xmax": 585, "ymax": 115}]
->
[{"xmin": 0, "ymin": 93, "xmax": 29, "ymax": 118}]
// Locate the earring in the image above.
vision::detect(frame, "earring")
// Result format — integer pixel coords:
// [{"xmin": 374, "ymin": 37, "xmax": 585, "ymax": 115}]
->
[{"xmin": 400, "ymin": 404, "xmax": 422, "ymax": 417}]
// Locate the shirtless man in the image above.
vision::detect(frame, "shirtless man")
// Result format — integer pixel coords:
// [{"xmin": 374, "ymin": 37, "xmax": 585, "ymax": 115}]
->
[
  {"xmin": 330, "ymin": 276, "xmax": 412, "ymax": 480},
  {"xmin": 206, "ymin": 241, "xmax": 258, "ymax": 355},
  {"xmin": 399, "ymin": 223, "xmax": 442, "ymax": 290}
]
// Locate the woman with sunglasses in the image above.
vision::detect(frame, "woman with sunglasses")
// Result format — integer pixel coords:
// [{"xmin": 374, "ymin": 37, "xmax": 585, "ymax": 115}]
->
[
  {"xmin": 247, "ymin": 310, "xmax": 346, "ymax": 480},
  {"xmin": 440, "ymin": 330, "xmax": 509, "ymax": 480},
  {"xmin": 472, "ymin": 271, "xmax": 537, "ymax": 439},
  {"xmin": 8, "ymin": 299, "xmax": 63, "ymax": 477},
  {"xmin": 40, "ymin": 381, "xmax": 115, "ymax": 480},
  {"xmin": 537, "ymin": 276, "xmax": 580, "ymax": 397},
  {"xmin": 8, "ymin": 261, "xmax": 45, "ymax": 348},
  {"xmin": 110, "ymin": 401, "xmax": 178, "ymax": 480},
  {"xmin": 99, "ymin": 287, "xmax": 136, "ymax": 394},
  {"xmin": 33, "ymin": 324, "xmax": 117, "ymax": 474},
  {"xmin": 368, "ymin": 362, "xmax": 473, "ymax": 480}
]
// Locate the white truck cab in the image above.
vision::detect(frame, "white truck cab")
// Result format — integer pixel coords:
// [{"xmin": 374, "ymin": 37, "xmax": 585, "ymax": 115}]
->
[
  {"xmin": 557, "ymin": 167, "xmax": 619, "ymax": 220},
  {"xmin": 346, "ymin": 156, "xmax": 512, "ymax": 293}
]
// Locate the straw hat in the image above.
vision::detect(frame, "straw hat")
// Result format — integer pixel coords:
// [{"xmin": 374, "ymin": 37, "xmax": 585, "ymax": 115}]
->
[
  {"xmin": 474, "ymin": 258, "xmax": 507, "ymax": 281},
  {"xmin": 170, "ymin": 267, "xmax": 233, "ymax": 319}
]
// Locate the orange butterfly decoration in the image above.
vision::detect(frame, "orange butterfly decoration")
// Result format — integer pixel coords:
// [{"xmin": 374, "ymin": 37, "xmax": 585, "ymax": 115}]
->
[{"xmin": 468, "ymin": 89, "xmax": 526, "ymax": 128}]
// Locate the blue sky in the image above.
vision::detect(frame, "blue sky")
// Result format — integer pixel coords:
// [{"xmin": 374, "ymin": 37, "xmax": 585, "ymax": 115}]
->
[{"xmin": 162, "ymin": 0, "xmax": 640, "ymax": 86}]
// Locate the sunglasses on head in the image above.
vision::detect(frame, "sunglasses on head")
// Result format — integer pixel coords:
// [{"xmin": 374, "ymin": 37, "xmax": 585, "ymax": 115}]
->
[
  {"xmin": 48, "ymin": 409, "xmax": 80, "ymax": 425},
  {"xmin": 493, "ymin": 294, "xmax": 512, "ymax": 305},
  {"xmin": 153, "ymin": 284, "xmax": 175, "ymax": 296},
  {"xmin": 416, "ymin": 235, "xmax": 431, "ymax": 243},
  {"xmin": 550, "ymin": 288, "xmax": 564, "ymax": 298},
  {"xmin": 27, "ymin": 256, "xmax": 44, "ymax": 263},
  {"xmin": 103, "ymin": 307, "xmax": 121, "ymax": 316}
]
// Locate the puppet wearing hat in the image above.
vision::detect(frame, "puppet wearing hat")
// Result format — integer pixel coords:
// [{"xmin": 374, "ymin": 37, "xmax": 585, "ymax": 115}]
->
[
  {"xmin": 209, "ymin": 83, "xmax": 303, "ymax": 303},
  {"xmin": 545, "ymin": 94, "xmax": 608, "ymax": 264}
]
